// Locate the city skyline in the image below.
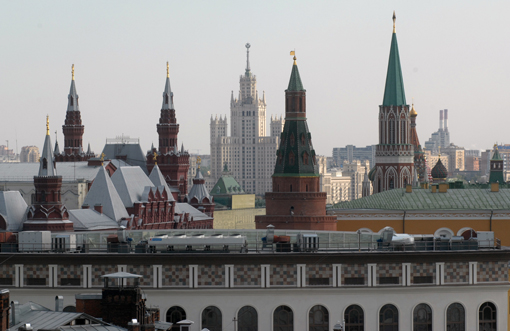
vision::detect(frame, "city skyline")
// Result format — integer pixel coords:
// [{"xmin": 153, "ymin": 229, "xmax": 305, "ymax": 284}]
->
[{"xmin": 1, "ymin": 1, "xmax": 509, "ymax": 157}]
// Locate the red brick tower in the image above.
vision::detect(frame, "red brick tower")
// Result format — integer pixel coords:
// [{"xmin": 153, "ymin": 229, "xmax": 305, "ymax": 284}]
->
[
  {"xmin": 372, "ymin": 12, "xmax": 414, "ymax": 193},
  {"xmin": 24, "ymin": 117, "xmax": 73, "ymax": 231},
  {"xmin": 147, "ymin": 62, "xmax": 190, "ymax": 201},
  {"xmin": 255, "ymin": 54, "xmax": 336, "ymax": 231},
  {"xmin": 55, "ymin": 64, "xmax": 94, "ymax": 162}
]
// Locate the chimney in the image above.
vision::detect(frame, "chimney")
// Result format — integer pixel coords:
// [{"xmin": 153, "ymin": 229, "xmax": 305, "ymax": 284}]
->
[
  {"xmin": 82, "ymin": 204, "xmax": 89, "ymax": 209},
  {"xmin": 491, "ymin": 182, "xmax": 499, "ymax": 192},
  {"xmin": 94, "ymin": 204, "xmax": 103, "ymax": 214},
  {"xmin": 444, "ymin": 109, "xmax": 448, "ymax": 132},
  {"xmin": 55, "ymin": 295, "xmax": 64, "ymax": 312},
  {"xmin": 439, "ymin": 110, "xmax": 444, "ymax": 130},
  {"xmin": 406, "ymin": 184, "xmax": 412, "ymax": 193}
]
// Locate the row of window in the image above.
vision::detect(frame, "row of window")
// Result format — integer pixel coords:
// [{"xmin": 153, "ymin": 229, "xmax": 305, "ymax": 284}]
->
[{"xmin": 166, "ymin": 301, "xmax": 497, "ymax": 331}]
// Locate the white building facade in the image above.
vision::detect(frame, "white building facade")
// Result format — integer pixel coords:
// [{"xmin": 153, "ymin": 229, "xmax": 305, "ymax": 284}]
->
[{"xmin": 210, "ymin": 44, "xmax": 283, "ymax": 195}]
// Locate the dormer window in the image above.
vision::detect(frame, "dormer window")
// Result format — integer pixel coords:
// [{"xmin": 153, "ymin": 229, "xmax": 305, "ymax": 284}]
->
[{"xmin": 43, "ymin": 158, "xmax": 47, "ymax": 169}]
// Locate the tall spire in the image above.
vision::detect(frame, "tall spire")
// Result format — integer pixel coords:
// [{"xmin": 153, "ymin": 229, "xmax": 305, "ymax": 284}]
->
[
  {"xmin": 245, "ymin": 43, "xmax": 251, "ymax": 75},
  {"xmin": 67, "ymin": 64, "xmax": 79, "ymax": 112},
  {"xmin": 39, "ymin": 116, "xmax": 57, "ymax": 177},
  {"xmin": 382, "ymin": 12, "xmax": 406, "ymax": 107},
  {"xmin": 162, "ymin": 61, "xmax": 174, "ymax": 110}
]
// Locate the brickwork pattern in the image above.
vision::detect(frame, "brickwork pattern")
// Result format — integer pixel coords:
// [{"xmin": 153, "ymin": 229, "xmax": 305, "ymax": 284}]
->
[
  {"xmin": 271, "ymin": 264, "xmax": 297, "ymax": 286},
  {"xmin": 25, "ymin": 264, "xmax": 48, "ymax": 278},
  {"xmin": 445, "ymin": 262, "xmax": 468, "ymax": 283},
  {"xmin": 412, "ymin": 263, "xmax": 435, "ymax": 283},
  {"xmin": 0, "ymin": 265, "xmax": 13, "ymax": 279},
  {"xmin": 306, "ymin": 264, "xmax": 332, "ymax": 286},
  {"xmin": 234, "ymin": 265, "xmax": 260, "ymax": 287},
  {"xmin": 162, "ymin": 265, "xmax": 188, "ymax": 287},
  {"xmin": 198, "ymin": 265, "xmax": 224, "ymax": 287},
  {"xmin": 478, "ymin": 261, "xmax": 508, "ymax": 283},
  {"xmin": 92, "ymin": 265, "xmax": 117, "ymax": 286},
  {"xmin": 342, "ymin": 264, "xmax": 366, "ymax": 285},
  {"xmin": 127, "ymin": 265, "xmax": 152, "ymax": 287},
  {"xmin": 376, "ymin": 263, "xmax": 401, "ymax": 283}
]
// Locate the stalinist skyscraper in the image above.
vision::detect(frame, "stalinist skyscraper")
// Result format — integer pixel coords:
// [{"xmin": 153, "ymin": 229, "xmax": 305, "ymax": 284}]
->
[{"xmin": 210, "ymin": 44, "xmax": 284, "ymax": 195}]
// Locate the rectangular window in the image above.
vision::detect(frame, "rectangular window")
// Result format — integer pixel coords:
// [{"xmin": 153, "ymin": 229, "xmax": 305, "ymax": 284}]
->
[
  {"xmin": 308, "ymin": 278, "xmax": 329, "ymax": 286},
  {"xmin": 344, "ymin": 277, "xmax": 365, "ymax": 285},
  {"xmin": 413, "ymin": 276, "xmax": 433, "ymax": 284},
  {"xmin": 26, "ymin": 278, "xmax": 46, "ymax": 286},
  {"xmin": 379, "ymin": 277, "xmax": 399, "ymax": 285},
  {"xmin": 60, "ymin": 278, "xmax": 81, "ymax": 286},
  {"xmin": 0, "ymin": 278, "xmax": 13, "ymax": 286}
]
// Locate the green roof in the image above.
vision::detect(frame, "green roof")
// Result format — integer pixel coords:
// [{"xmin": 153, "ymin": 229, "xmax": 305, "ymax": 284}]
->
[
  {"xmin": 211, "ymin": 175, "xmax": 244, "ymax": 195},
  {"xmin": 492, "ymin": 147, "xmax": 502, "ymax": 160},
  {"xmin": 333, "ymin": 187, "xmax": 510, "ymax": 210},
  {"xmin": 287, "ymin": 63, "xmax": 304, "ymax": 91},
  {"xmin": 382, "ymin": 32, "xmax": 406, "ymax": 106}
]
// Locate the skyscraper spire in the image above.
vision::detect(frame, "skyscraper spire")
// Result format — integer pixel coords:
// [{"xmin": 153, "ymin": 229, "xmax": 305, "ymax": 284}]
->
[
  {"xmin": 162, "ymin": 62, "xmax": 174, "ymax": 110},
  {"xmin": 382, "ymin": 11, "xmax": 406, "ymax": 107},
  {"xmin": 67, "ymin": 64, "xmax": 79, "ymax": 112},
  {"xmin": 245, "ymin": 43, "xmax": 251, "ymax": 74}
]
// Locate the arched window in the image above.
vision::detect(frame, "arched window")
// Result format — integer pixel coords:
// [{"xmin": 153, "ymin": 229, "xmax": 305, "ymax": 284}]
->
[
  {"xmin": 413, "ymin": 303, "xmax": 432, "ymax": 330},
  {"xmin": 344, "ymin": 304, "xmax": 364, "ymax": 331},
  {"xmin": 446, "ymin": 303, "xmax": 465, "ymax": 330},
  {"xmin": 167, "ymin": 306, "xmax": 186, "ymax": 330},
  {"xmin": 479, "ymin": 302, "xmax": 496, "ymax": 331},
  {"xmin": 389, "ymin": 178, "xmax": 394, "ymax": 189},
  {"xmin": 389, "ymin": 119, "xmax": 395, "ymax": 144},
  {"xmin": 202, "ymin": 306, "xmax": 222, "ymax": 331},
  {"xmin": 289, "ymin": 151, "xmax": 295, "ymax": 166},
  {"xmin": 274, "ymin": 305, "xmax": 293, "ymax": 331},
  {"xmin": 308, "ymin": 305, "xmax": 328, "ymax": 331},
  {"xmin": 379, "ymin": 304, "xmax": 398, "ymax": 330},
  {"xmin": 238, "ymin": 306, "xmax": 257, "ymax": 331}
]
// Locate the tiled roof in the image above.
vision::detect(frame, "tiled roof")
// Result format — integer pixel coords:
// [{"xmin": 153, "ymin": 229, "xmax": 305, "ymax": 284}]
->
[
  {"xmin": 69, "ymin": 209, "xmax": 120, "ymax": 231},
  {"xmin": 333, "ymin": 187, "xmax": 510, "ymax": 210}
]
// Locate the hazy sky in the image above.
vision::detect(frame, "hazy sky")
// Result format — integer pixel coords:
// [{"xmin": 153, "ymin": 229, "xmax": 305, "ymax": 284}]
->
[{"xmin": 1, "ymin": 1, "xmax": 509, "ymax": 157}]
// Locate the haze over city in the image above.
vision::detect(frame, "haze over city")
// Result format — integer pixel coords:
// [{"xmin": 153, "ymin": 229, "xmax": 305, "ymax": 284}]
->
[{"xmin": 1, "ymin": 0, "xmax": 509, "ymax": 156}]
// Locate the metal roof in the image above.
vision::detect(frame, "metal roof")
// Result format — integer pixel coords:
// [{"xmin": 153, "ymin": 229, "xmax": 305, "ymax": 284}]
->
[
  {"xmin": 69, "ymin": 209, "xmax": 120, "ymax": 231},
  {"xmin": 111, "ymin": 167, "xmax": 156, "ymax": 207},
  {"xmin": 0, "ymin": 191, "xmax": 28, "ymax": 231},
  {"xmin": 0, "ymin": 161, "xmax": 121, "ymax": 182},
  {"xmin": 101, "ymin": 271, "xmax": 142, "ymax": 278},
  {"xmin": 333, "ymin": 187, "xmax": 510, "ymax": 210},
  {"xmin": 82, "ymin": 167, "xmax": 129, "ymax": 221},
  {"xmin": 175, "ymin": 203, "xmax": 212, "ymax": 221},
  {"xmin": 148, "ymin": 165, "xmax": 175, "ymax": 201},
  {"xmin": 101, "ymin": 144, "xmax": 148, "ymax": 174}
]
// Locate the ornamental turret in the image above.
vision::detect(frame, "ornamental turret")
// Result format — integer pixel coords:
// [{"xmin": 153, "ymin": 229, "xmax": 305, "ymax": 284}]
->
[{"xmin": 489, "ymin": 144, "xmax": 505, "ymax": 184}]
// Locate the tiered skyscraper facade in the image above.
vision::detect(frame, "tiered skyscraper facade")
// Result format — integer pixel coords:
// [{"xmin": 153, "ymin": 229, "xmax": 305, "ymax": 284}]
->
[{"xmin": 210, "ymin": 44, "xmax": 283, "ymax": 195}]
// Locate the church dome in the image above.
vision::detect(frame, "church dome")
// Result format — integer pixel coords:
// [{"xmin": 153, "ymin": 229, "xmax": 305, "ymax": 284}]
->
[
  {"xmin": 410, "ymin": 103, "xmax": 417, "ymax": 117},
  {"xmin": 368, "ymin": 166, "xmax": 376, "ymax": 182},
  {"xmin": 431, "ymin": 157, "xmax": 448, "ymax": 180}
]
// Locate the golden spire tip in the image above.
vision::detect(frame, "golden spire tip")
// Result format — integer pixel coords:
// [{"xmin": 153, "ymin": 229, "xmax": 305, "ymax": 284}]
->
[
  {"xmin": 46, "ymin": 115, "xmax": 50, "ymax": 136},
  {"xmin": 393, "ymin": 11, "xmax": 396, "ymax": 33},
  {"xmin": 72, "ymin": 64, "xmax": 75, "ymax": 81},
  {"xmin": 166, "ymin": 61, "xmax": 169, "ymax": 78}
]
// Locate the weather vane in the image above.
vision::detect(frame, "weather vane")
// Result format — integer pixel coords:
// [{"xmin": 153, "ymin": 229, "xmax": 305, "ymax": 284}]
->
[
  {"xmin": 100, "ymin": 152, "xmax": 105, "ymax": 166},
  {"xmin": 72, "ymin": 64, "xmax": 75, "ymax": 80},
  {"xmin": 290, "ymin": 49, "xmax": 296, "ymax": 64},
  {"xmin": 153, "ymin": 151, "xmax": 158, "ymax": 165},
  {"xmin": 197, "ymin": 156, "xmax": 202, "ymax": 169}
]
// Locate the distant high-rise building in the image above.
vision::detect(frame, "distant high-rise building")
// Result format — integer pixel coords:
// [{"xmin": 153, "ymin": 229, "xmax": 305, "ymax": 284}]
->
[
  {"xmin": 210, "ymin": 44, "xmax": 283, "ymax": 195},
  {"xmin": 424, "ymin": 109, "xmax": 451, "ymax": 153},
  {"xmin": 332, "ymin": 145, "xmax": 375, "ymax": 169},
  {"xmin": 371, "ymin": 13, "xmax": 414, "ymax": 193},
  {"xmin": 20, "ymin": 146, "xmax": 39, "ymax": 163}
]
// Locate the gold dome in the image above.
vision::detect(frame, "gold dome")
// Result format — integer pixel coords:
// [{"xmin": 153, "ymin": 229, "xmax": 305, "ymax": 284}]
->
[{"xmin": 410, "ymin": 103, "xmax": 417, "ymax": 116}]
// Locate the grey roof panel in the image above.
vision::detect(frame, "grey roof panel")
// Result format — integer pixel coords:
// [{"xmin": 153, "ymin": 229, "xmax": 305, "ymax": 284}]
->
[
  {"xmin": 111, "ymin": 167, "xmax": 155, "ymax": 207},
  {"xmin": 101, "ymin": 144, "xmax": 148, "ymax": 174},
  {"xmin": 148, "ymin": 165, "xmax": 175, "ymax": 201},
  {"xmin": 0, "ymin": 191, "xmax": 28, "ymax": 231},
  {"xmin": 69, "ymin": 209, "xmax": 120, "ymax": 231}
]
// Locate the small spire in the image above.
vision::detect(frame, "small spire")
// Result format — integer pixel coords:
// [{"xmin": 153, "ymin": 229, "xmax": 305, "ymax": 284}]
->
[
  {"xmin": 100, "ymin": 152, "xmax": 105, "ymax": 166},
  {"xmin": 393, "ymin": 11, "xmax": 396, "ymax": 33},
  {"xmin": 46, "ymin": 115, "xmax": 50, "ymax": 136},
  {"xmin": 245, "ymin": 43, "xmax": 251, "ymax": 73},
  {"xmin": 166, "ymin": 61, "xmax": 169, "ymax": 78},
  {"xmin": 72, "ymin": 64, "xmax": 75, "ymax": 80},
  {"xmin": 153, "ymin": 151, "xmax": 158, "ymax": 165}
]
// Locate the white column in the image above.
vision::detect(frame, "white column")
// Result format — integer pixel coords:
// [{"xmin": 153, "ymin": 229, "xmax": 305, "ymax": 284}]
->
[
  {"xmin": 333, "ymin": 264, "xmax": 342, "ymax": 287},
  {"xmin": 14, "ymin": 264, "xmax": 23, "ymax": 288},
  {"xmin": 368, "ymin": 263, "xmax": 377, "ymax": 287},
  {"xmin": 469, "ymin": 262, "xmax": 478, "ymax": 284},
  {"xmin": 436, "ymin": 262, "xmax": 445, "ymax": 285},
  {"xmin": 225, "ymin": 265, "xmax": 234, "ymax": 288},
  {"xmin": 261, "ymin": 264, "xmax": 270, "ymax": 288},
  {"xmin": 402, "ymin": 263, "xmax": 411, "ymax": 286},
  {"xmin": 153, "ymin": 265, "xmax": 162, "ymax": 289},
  {"xmin": 297, "ymin": 264, "xmax": 306, "ymax": 288},
  {"xmin": 189, "ymin": 265, "xmax": 198, "ymax": 288},
  {"xmin": 49, "ymin": 265, "xmax": 58, "ymax": 288},
  {"xmin": 82, "ymin": 265, "xmax": 92, "ymax": 288}
]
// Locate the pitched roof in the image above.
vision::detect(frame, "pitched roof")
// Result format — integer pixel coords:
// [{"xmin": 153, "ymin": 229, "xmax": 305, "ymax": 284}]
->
[
  {"xmin": 67, "ymin": 79, "xmax": 80, "ymax": 112},
  {"xmin": 82, "ymin": 167, "xmax": 129, "ymax": 221},
  {"xmin": 162, "ymin": 74, "xmax": 174, "ymax": 110},
  {"xmin": 187, "ymin": 169, "xmax": 211, "ymax": 202},
  {"xmin": 175, "ymin": 203, "xmax": 213, "ymax": 221},
  {"xmin": 382, "ymin": 31, "xmax": 406, "ymax": 106},
  {"xmin": 148, "ymin": 164, "xmax": 175, "ymax": 201},
  {"xmin": 211, "ymin": 175, "xmax": 244, "ymax": 195},
  {"xmin": 0, "ymin": 191, "xmax": 28, "ymax": 231},
  {"xmin": 69, "ymin": 209, "xmax": 120, "ymax": 231},
  {"xmin": 111, "ymin": 166, "xmax": 156, "ymax": 207},
  {"xmin": 333, "ymin": 187, "xmax": 510, "ymax": 210},
  {"xmin": 101, "ymin": 143, "xmax": 148, "ymax": 174}
]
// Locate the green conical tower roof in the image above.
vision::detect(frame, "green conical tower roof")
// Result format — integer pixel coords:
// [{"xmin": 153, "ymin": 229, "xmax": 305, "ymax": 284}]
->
[
  {"xmin": 492, "ymin": 145, "xmax": 502, "ymax": 160},
  {"xmin": 287, "ymin": 57, "xmax": 305, "ymax": 91},
  {"xmin": 382, "ymin": 13, "xmax": 406, "ymax": 107},
  {"xmin": 274, "ymin": 58, "xmax": 318, "ymax": 177}
]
